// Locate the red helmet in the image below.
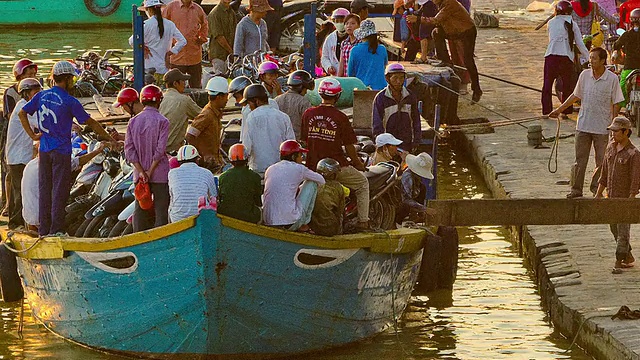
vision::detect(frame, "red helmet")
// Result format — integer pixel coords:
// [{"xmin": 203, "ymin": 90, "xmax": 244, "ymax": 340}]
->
[
  {"xmin": 555, "ymin": 0, "xmax": 572, "ymax": 15},
  {"xmin": 229, "ymin": 143, "xmax": 248, "ymax": 161},
  {"xmin": 114, "ymin": 88, "xmax": 139, "ymax": 108},
  {"xmin": 140, "ymin": 84, "xmax": 163, "ymax": 103},
  {"xmin": 279, "ymin": 140, "xmax": 308, "ymax": 157},
  {"xmin": 318, "ymin": 78, "xmax": 342, "ymax": 97},
  {"xmin": 13, "ymin": 59, "xmax": 37, "ymax": 79}
]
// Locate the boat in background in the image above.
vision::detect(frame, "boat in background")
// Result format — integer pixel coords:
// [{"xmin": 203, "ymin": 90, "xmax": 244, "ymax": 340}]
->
[
  {"xmin": 2, "ymin": 209, "xmax": 427, "ymax": 358},
  {"xmin": 0, "ymin": 0, "xmax": 140, "ymax": 26}
]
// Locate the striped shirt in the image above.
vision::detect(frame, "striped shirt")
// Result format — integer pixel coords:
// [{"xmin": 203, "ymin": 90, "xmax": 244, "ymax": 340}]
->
[{"xmin": 168, "ymin": 162, "xmax": 217, "ymax": 222}]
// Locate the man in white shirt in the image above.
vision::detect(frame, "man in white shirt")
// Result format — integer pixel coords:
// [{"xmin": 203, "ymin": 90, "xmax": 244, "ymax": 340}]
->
[
  {"xmin": 549, "ymin": 47, "xmax": 625, "ymax": 198},
  {"xmin": 263, "ymin": 140, "xmax": 325, "ymax": 232},
  {"xmin": 542, "ymin": 0, "xmax": 589, "ymax": 116},
  {"xmin": 227, "ymin": 76, "xmax": 280, "ymax": 139},
  {"xmin": 240, "ymin": 84, "xmax": 295, "ymax": 177},
  {"xmin": 22, "ymin": 143, "xmax": 105, "ymax": 231},
  {"xmin": 168, "ymin": 145, "xmax": 217, "ymax": 222}
]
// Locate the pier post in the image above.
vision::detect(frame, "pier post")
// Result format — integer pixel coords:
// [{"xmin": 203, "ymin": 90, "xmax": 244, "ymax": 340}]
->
[
  {"xmin": 303, "ymin": 3, "xmax": 317, "ymax": 76},
  {"xmin": 132, "ymin": 5, "xmax": 145, "ymax": 92}
]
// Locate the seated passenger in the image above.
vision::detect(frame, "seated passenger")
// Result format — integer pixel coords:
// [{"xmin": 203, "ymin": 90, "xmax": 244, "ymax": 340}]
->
[
  {"xmin": 168, "ymin": 145, "xmax": 217, "ymax": 222},
  {"xmin": 217, "ymin": 144, "xmax": 263, "ymax": 223},
  {"xmin": 22, "ymin": 142, "xmax": 105, "ymax": 232},
  {"xmin": 372, "ymin": 132, "xmax": 407, "ymax": 165},
  {"xmin": 263, "ymin": 140, "xmax": 325, "ymax": 232},
  {"xmin": 309, "ymin": 158, "xmax": 346, "ymax": 236},
  {"xmin": 396, "ymin": 152, "xmax": 434, "ymax": 226}
]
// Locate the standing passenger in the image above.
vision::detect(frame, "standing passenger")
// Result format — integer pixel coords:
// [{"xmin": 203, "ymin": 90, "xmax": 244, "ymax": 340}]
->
[
  {"xmin": 129, "ymin": 0, "xmax": 187, "ymax": 85},
  {"xmin": 347, "ymin": 20, "xmax": 388, "ymax": 91},
  {"xmin": 549, "ymin": 47, "xmax": 625, "ymax": 198},
  {"xmin": 163, "ymin": 0, "xmax": 209, "ymax": 88},
  {"xmin": 595, "ymin": 117, "xmax": 640, "ymax": 273},
  {"xmin": 208, "ymin": 0, "xmax": 239, "ymax": 75},
  {"xmin": 275, "ymin": 70, "xmax": 314, "ymax": 139},
  {"xmin": 124, "ymin": 85, "xmax": 171, "ymax": 232},
  {"xmin": 160, "ymin": 68, "xmax": 202, "ymax": 153},
  {"xmin": 19, "ymin": 60, "xmax": 115, "ymax": 236},
  {"xmin": 337, "ymin": 14, "xmax": 361, "ymax": 77},
  {"xmin": 350, "ymin": 0, "xmax": 374, "ymax": 21},
  {"xmin": 233, "ymin": 0, "xmax": 271, "ymax": 58}
]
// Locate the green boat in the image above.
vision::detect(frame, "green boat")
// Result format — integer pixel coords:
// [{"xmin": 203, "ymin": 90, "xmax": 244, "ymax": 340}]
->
[{"xmin": 0, "ymin": 0, "xmax": 141, "ymax": 26}]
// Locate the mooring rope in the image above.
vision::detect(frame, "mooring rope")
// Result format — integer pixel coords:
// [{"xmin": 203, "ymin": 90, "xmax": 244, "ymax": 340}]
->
[{"xmin": 2, "ymin": 232, "xmax": 42, "ymax": 254}]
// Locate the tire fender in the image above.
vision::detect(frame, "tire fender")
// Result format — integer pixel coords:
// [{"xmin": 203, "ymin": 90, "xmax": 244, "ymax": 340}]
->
[{"xmin": 84, "ymin": 0, "xmax": 121, "ymax": 17}]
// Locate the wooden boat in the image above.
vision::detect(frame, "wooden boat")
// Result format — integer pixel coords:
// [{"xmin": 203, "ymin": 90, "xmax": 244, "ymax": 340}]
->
[{"xmin": 2, "ymin": 209, "xmax": 427, "ymax": 358}]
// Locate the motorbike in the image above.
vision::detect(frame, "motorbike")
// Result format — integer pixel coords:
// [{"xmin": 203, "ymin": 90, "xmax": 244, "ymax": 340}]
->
[
  {"xmin": 72, "ymin": 49, "xmax": 132, "ymax": 96},
  {"xmin": 626, "ymin": 69, "xmax": 640, "ymax": 135}
]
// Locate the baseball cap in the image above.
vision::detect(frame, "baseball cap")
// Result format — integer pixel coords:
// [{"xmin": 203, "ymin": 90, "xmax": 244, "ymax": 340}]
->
[
  {"xmin": 52, "ymin": 60, "xmax": 77, "ymax": 76},
  {"xmin": 375, "ymin": 133, "xmax": 403, "ymax": 147},
  {"xmin": 607, "ymin": 116, "xmax": 633, "ymax": 131},
  {"xmin": 350, "ymin": 0, "xmax": 374, "ymax": 11},
  {"xmin": 163, "ymin": 68, "xmax": 191, "ymax": 84}
]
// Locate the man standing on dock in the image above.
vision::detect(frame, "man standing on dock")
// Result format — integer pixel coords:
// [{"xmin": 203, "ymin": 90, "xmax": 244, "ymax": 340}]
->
[
  {"xmin": 163, "ymin": 0, "xmax": 209, "ymax": 88},
  {"xmin": 549, "ymin": 47, "xmax": 625, "ymax": 198},
  {"xmin": 208, "ymin": 0, "xmax": 238, "ymax": 75},
  {"xmin": 595, "ymin": 117, "xmax": 640, "ymax": 273}
]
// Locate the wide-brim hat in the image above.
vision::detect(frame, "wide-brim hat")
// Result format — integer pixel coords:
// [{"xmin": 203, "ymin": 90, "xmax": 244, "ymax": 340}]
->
[
  {"xmin": 406, "ymin": 152, "xmax": 434, "ymax": 179},
  {"xmin": 355, "ymin": 19, "xmax": 377, "ymax": 40},
  {"xmin": 607, "ymin": 116, "xmax": 633, "ymax": 131},
  {"xmin": 249, "ymin": 0, "xmax": 275, "ymax": 12}
]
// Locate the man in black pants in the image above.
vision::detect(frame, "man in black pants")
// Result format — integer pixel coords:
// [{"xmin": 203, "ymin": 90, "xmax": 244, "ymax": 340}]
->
[{"xmin": 409, "ymin": 0, "xmax": 482, "ymax": 102}]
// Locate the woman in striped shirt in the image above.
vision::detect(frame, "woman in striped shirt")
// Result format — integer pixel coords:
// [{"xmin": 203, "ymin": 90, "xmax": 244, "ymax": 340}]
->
[{"xmin": 338, "ymin": 14, "xmax": 361, "ymax": 77}]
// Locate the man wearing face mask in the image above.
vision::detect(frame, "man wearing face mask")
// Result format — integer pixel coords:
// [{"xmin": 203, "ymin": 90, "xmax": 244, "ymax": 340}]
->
[
  {"xmin": 613, "ymin": 8, "xmax": 640, "ymax": 107},
  {"xmin": 321, "ymin": 8, "xmax": 351, "ymax": 76}
]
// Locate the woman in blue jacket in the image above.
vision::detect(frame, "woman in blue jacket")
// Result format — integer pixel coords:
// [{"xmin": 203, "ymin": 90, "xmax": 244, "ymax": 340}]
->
[{"xmin": 347, "ymin": 20, "xmax": 388, "ymax": 90}]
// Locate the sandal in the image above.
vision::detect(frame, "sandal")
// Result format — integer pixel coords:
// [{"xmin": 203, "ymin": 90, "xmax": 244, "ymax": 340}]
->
[
  {"xmin": 612, "ymin": 267, "xmax": 624, "ymax": 274},
  {"xmin": 297, "ymin": 228, "xmax": 315, "ymax": 234}
]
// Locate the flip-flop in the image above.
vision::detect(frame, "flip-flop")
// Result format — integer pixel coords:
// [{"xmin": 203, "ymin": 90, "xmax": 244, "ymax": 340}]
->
[
  {"xmin": 620, "ymin": 263, "xmax": 635, "ymax": 268},
  {"xmin": 612, "ymin": 268, "xmax": 624, "ymax": 274}
]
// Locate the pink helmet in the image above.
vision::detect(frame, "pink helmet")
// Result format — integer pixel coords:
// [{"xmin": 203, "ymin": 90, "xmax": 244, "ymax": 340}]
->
[
  {"xmin": 258, "ymin": 61, "xmax": 279, "ymax": 75},
  {"xmin": 13, "ymin": 59, "xmax": 37, "ymax": 79},
  {"xmin": 318, "ymin": 78, "xmax": 342, "ymax": 97},
  {"xmin": 385, "ymin": 63, "xmax": 406, "ymax": 76},
  {"xmin": 332, "ymin": 7, "xmax": 350, "ymax": 18}
]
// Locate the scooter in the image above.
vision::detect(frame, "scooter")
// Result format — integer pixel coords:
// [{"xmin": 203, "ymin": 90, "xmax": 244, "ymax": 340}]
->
[{"xmin": 626, "ymin": 69, "xmax": 640, "ymax": 135}]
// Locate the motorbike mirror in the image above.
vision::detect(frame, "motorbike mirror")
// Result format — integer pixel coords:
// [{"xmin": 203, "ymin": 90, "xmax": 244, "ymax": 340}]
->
[{"xmin": 617, "ymin": 28, "xmax": 626, "ymax": 36}]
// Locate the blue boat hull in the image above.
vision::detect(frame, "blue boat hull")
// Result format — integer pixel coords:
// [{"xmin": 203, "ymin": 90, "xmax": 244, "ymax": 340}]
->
[{"xmin": 11, "ymin": 210, "xmax": 425, "ymax": 358}]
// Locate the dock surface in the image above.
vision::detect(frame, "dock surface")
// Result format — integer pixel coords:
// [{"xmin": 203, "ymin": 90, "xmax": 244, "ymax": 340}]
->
[{"xmin": 458, "ymin": 12, "xmax": 640, "ymax": 360}]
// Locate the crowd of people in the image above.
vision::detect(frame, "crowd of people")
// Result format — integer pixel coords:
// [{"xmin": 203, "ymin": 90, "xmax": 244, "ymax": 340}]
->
[{"xmin": 544, "ymin": 0, "xmax": 640, "ymax": 273}]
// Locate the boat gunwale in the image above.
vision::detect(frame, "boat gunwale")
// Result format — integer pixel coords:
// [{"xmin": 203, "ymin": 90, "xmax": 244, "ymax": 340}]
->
[{"xmin": 2, "ymin": 212, "xmax": 426, "ymax": 258}]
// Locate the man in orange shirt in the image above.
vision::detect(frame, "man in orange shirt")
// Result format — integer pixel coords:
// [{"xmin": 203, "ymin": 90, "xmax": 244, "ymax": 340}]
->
[{"xmin": 163, "ymin": 0, "xmax": 209, "ymax": 89}]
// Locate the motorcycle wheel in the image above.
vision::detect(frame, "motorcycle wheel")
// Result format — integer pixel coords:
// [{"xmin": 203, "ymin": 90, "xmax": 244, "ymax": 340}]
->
[
  {"xmin": 369, "ymin": 199, "xmax": 385, "ymax": 230},
  {"xmin": 98, "ymin": 215, "xmax": 119, "ymax": 238},
  {"xmin": 108, "ymin": 220, "xmax": 128, "ymax": 238},
  {"xmin": 380, "ymin": 200, "xmax": 397, "ymax": 230},
  {"xmin": 75, "ymin": 218, "xmax": 93, "ymax": 237},
  {"xmin": 66, "ymin": 217, "xmax": 86, "ymax": 237},
  {"xmin": 83, "ymin": 215, "xmax": 106, "ymax": 238},
  {"xmin": 121, "ymin": 223, "xmax": 133, "ymax": 236}
]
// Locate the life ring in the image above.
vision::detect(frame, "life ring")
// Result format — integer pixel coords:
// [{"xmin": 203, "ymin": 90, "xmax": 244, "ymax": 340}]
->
[{"xmin": 84, "ymin": 0, "xmax": 122, "ymax": 17}]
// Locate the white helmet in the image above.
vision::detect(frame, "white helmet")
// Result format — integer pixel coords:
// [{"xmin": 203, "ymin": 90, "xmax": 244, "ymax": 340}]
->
[
  {"xmin": 206, "ymin": 76, "xmax": 229, "ymax": 96},
  {"xmin": 176, "ymin": 145, "xmax": 199, "ymax": 162},
  {"xmin": 52, "ymin": 60, "xmax": 77, "ymax": 76}
]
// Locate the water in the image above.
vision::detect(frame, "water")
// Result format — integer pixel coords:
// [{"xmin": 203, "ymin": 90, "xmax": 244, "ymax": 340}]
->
[{"xmin": 0, "ymin": 29, "xmax": 591, "ymax": 359}]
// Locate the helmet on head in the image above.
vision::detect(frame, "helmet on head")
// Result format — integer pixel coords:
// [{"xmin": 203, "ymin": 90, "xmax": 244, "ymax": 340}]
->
[
  {"xmin": 287, "ymin": 70, "xmax": 315, "ymax": 89},
  {"xmin": 318, "ymin": 78, "xmax": 342, "ymax": 97},
  {"xmin": 555, "ymin": 0, "xmax": 572, "ymax": 15},
  {"xmin": 258, "ymin": 61, "xmax": 279, "ymax": 75},
  {"xmin": 206, "ymin": 76, "xmax": 229, "ymax": 96},
  {"xmin": 114, "ymin": 88, "xmax": 139, "ymax": 108},
  {"xmin": 316, "ymin": 158, "xmax": 341, "ymax": 176},
  {"xmin": 280, "ymin": 140, "xmax": 309, "ymax": 157},
  {"xmin": 140, "ymin": 84, "xmax": 163, "ymax": 103},
  {"xmin": 229, "ymin": 143, "xmax": 249, "ymax": 162},
  {"xmin": 13, "ymin": 59, "xmax": 37, "ymax": 79},
  {"xmin": 631, "ymin": 8, "xmax": 640, "ymax": 23},
  {"xmin": 52, "ymin": 60, "xmax": 77, "ymax": 76},
  {"xmin": 228, "ymin": 76, "xmax": 253, "ymax": 95},
  {"xmin": 176, "ymin": 145, "xmax": 199, "ymax": 162},
  {"xmin": 332, "ymin": 7, "xmax": 350, "ymax": 18},
  {"xmin": 239, "ymin": 84, "xmax": 269, "ymax": 105},
  {"xmin": 18, "ymin": 78, "xmax": 41, "ymax": 93},
  {"xmin": 385, "ymin": 63, "xmax": 406, "ymax": 76}
]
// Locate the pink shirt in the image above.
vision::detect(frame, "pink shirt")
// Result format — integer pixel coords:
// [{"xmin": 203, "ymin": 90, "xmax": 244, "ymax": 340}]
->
[
  {"xmin": 125, "ymin": 107, "xmax": 171, "ymax": 183},
  {"xmin": 163, "ymin": 0, "xmax": 209, "ymax": 66}
]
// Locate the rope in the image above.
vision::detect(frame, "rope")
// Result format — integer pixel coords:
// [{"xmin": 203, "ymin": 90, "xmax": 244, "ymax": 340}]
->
[
  {"xmin": 563, "ymin": 313, "xmax": 615, "ymax": 353},
  {"xmin": 548, "ymin": 118, "xmax": 561, "ymax": 173},
  {"xmin": 441, "ymin": 116, "xmax": 545, "ymax": 132},
  {"xmin": 2, "ymin": 232, "xmax": 43, "ymax": 254}
]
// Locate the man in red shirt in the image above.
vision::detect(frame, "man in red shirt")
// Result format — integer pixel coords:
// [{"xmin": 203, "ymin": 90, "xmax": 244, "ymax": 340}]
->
[
  {"xmin": 163, "ymin": 0, "xmax": 209, "ymax": 88},
  {"xmin": 301, "ymin": 78, "xmax": 370, "ymax": 230}
]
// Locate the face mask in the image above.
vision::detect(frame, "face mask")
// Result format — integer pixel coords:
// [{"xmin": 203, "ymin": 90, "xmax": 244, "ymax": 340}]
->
[
  {"xmin": 335, "ymin": 23, "xmax": 346, "ymax": 32},
  {"xmin": 634, "ymin": 26, "xmax": 639, "ymax": 32}
]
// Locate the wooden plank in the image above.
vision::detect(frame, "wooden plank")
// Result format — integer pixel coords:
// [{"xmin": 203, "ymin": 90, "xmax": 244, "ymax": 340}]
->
[{"xmin": 427, "ymin": 198, "xmax": 640, "ymax": 226}]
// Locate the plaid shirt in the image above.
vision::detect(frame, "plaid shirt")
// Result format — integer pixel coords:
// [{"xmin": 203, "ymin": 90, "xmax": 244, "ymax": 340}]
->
[{"xmin": 340, "ymin": 37, "xmax": 359, "ymax": 72}]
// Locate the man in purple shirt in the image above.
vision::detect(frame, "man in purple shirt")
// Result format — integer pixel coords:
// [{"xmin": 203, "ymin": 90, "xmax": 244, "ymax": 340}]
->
[{"xmin": 124, "ymin": 85, "xmax": 171, "ymax": 232}]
